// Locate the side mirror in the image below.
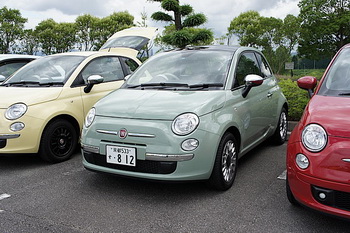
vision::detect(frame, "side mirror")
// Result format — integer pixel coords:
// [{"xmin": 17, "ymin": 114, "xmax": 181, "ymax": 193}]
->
[
  {"xmin": 297, "ymin": 76, "xmax": 317, "ymax": 98},
  {"xmin": 84, "ymin": 75, "xmax": 104, "ymax": 93},
  {"xmin": 242, "ymin": 74, "xmax": 264, "ymax": 98}
]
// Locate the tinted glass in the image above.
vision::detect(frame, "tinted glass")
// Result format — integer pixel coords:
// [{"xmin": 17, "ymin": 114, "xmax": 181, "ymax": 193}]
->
[
  {"xmin": 234, "ymin": 52, "xmax": 261, "ymax": 87},
  {"xmin": 0, "ymin": 61, "xmax": 28, "ymax": 78},
  {"xmin": 4, "ymin": 55, "xmax": 84, "ymax": 85},
  {"xmin": 125, "ymin": 49, "xmax": 233, "ymax": 90},
  {"xmin": 318, "ymin": 47, "xmax": 350, "ymax": 96}
]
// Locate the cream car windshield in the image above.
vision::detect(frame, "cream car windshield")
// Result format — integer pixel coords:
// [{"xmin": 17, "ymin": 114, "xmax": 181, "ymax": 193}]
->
[
  {"xmin": 124, "ymin": 50, "xmax": 233, "ymax": 90},
  {"xmin": 2, "ymin": 55, "xmax": 85, "ymax": 87}
]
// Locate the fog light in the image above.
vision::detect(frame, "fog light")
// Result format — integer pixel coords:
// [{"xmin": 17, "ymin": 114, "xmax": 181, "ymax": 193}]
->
[
  {"xmin": 181, "ymin": 139, "xmax": 199, "ymax": 151},
  {"xmin": 10, "ymin": 122, "xmax": 25, "ymax": 132},
  {"xmin": 319, "ymin": 193, "xmax": 326, "ymax": 199},
  {"xmin": 296, "ymin": 153, "xmax": 309, "ymax": 169}
]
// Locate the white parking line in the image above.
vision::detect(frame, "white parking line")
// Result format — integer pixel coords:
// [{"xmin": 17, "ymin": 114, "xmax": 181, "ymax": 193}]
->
[
  {"xmin": 277, "ymin": 170, "xmax": 287, "ymax": 180},
  {"xmin": 0, "ymin": 193, "xmax": 11, "ymax": 213},
  {"xmin": 0, "ymin": 193, "xmax": 11, "ymax": 200}
]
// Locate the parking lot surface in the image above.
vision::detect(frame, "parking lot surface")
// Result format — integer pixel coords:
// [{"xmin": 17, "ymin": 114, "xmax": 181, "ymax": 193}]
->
[{"xmin": 0, "ymin": 143, "xmax": 349, "ymax": 232}]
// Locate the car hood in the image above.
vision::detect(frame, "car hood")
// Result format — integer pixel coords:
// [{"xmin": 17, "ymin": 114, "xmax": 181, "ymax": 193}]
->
[
  {"xmin": 304, "ymin": 95, "xmax": 350, "ymax": 137},
  {"xmin": 0, "ymin": 87, "xmax": 61, "ymax": 108},
  {"xmin": 95, "ymin": 89, "xmax": 225, "ymax": 120}
]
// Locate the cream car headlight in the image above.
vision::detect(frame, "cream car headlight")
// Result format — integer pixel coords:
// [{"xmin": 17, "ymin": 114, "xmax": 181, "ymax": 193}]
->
[
  {"xmin": 85, "ymin": 108, "xmax": 96, "ymax": 128},
  {"xmin": 302, "ymin": 124, "xmax": 327, "ymax": 152},
  {"xmin": 5, "ymin": 103, "xmax": 27, "ymax": 120},
  {"xmin": 172, "ymin": 113, "xmax": 199, "ymax": 136}
]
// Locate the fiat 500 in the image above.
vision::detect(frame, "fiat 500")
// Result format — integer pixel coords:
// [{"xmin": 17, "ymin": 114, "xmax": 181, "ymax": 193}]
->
[
  {"xmin": 81, "ymin": 45, "xmax": 288, "ymax": 190},
  {"xmin": 287, "ymin": 44, "xmax": 350, "ymax": 219},
  {"xmin": 0, "ymin": 27, "xmax": 157, "ymax": 163}
]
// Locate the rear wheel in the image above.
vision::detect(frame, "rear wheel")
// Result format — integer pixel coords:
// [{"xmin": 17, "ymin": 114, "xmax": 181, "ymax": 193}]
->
[
  {"xmin": 271, "ymin": 108, "xmax": 287, "ymax": 145},
  {"xmin": 207, "ymin": 133, "xmax": 238, "ymax": 191},
  {"xmin": 39, "ymin": 119, "xmax": 78, "ymax": 163}
]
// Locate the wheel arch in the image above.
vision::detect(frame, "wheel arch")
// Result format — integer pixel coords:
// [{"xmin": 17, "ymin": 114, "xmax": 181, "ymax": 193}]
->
[{"xmin": 43, "ymin": 114, "xmax": 81, "ymax": 139}]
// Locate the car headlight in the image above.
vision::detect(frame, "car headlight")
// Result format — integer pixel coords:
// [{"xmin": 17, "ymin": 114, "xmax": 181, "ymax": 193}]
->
[
  {"xmin": 172, "ymin": 113, "xmax": 199, "ymax": 136},
  {"xmin": 85, "ymin": 108, "xmax": 96, "ymax": 128},
  {"xmin": 5, "ymin": 103, "xmax": 27, "ymax": 120},
  {"xmin": 302, "ymin": 124, "xmax": 327, "ymax": 152}
]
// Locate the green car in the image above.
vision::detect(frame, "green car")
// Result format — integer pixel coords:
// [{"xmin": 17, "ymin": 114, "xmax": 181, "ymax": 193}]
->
[{"xmin": 81, "ymin": 45, "xmax": 288, "ymax": 190}]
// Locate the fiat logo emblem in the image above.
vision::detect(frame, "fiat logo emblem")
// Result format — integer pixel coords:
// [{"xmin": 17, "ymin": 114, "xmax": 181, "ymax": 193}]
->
[{"xmin": 119, "ymin": 129, "xmax": 128, "ymax": 139}]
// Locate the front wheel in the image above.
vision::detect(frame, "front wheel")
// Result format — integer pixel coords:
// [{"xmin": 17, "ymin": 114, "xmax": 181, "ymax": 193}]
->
[
  {"xmin": 207, "ymin": 133, "xmax": 238, "ymax": 191},
  {"xmin": 39, "ymin": 119, "xmax": 78, "ymax": 163},
  {"xmin": 271, "ymin": 107, "xmax": 288, "ymax": 145}
]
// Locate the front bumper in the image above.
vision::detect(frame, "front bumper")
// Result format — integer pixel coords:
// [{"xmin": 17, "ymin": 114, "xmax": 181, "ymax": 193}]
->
[
  {"xmin": 287, "ymin": 139, "xmax": 350, "ymax": 219},
  {"xmin": 0, "ymin": 109, "xmax": 44, "ymax": 153},
  {"xmin": 81, "ymin": 115, "xmax": 221, "ymax": 181}
]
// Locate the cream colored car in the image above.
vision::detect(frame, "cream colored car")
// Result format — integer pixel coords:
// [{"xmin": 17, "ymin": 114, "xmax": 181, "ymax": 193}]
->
[{"xmin": 0, "ymin": 27, "xmax": 157, "ymax": 163}]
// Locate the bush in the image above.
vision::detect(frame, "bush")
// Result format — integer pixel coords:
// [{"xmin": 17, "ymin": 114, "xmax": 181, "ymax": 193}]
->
[{"xmin": 278, "ymin": 79, "xmax": 310, "ymax": 121}]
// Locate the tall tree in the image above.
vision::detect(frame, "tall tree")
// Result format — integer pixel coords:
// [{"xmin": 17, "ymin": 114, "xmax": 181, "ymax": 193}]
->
[
  {"xmin": 0, "ymin": 6, "xmax": 27, "ymax": 53},
  {"xmin": 93, "ymin": 11, "xmax": 134, "ymax": 49},
  {"xmin": 150, "ymin": 0, "xmax": 213, "ymax": 48},
  {"xmin": 35, "ymin": 19, "xmax": 57, "ymax": 55},
  {"xmin": 298, "ymin": 0, "xmax": 350, "ymax": 59},
  {"xmin": 75, "ymin": 14, "xmax": 99, "ymax": 51},
  {"xmin": 20, "ymin": 29, "xmax": 39, "ymax": 55}
]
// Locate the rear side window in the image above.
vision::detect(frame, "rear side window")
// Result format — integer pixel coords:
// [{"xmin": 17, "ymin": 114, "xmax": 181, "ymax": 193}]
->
[
  {"xmin": 234, "ymin": 52, "xmax": 261, "ymax": 87},
  {"xmin": 256, "ymin": 53, "xmax": 273, "ymax": 78},
  {"xmin": 121, "ymin": 57, "xmax": 139, "ymax": 74}
]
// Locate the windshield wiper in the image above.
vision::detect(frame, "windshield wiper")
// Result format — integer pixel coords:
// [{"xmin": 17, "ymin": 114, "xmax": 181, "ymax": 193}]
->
[
  {"xmin": 39, "ymin": 82, "xmax": 64, "ymax": 87},
  {"xmin": 2, "ymin": 81, "xmax": 40, "ymax": 86},
  {"xmin": 338, "ymin": 92, "xmax": 350, "ymax": 96},
  {"xmin": 188, "ymin": 83, "xmax": 223, "ymax": 89},
  {"xmin": 127, "ymin": 82, "xmax": 189, "ymax": 89}
]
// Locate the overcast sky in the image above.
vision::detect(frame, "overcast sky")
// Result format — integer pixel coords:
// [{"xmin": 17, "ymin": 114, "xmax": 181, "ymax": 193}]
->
[{"xmin": 1, "ymin": 0, "xmax": 300, "ymax": 38}]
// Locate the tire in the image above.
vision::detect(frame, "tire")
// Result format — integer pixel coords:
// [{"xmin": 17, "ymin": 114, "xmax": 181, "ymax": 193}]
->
[
  {"xmin": 286, "ymin": 178, "xmax": 299, "ymax": 206},
  {"xmin": 39, "ymin": 119, "xmax": 78, "ymax": 163},
  {"xmin": 271, "ymin": 107, "xmax": 288, "ymax": 145},
  {"xmin": 207, "ymin": 133, "xmax": 238, "ymax": 191}
]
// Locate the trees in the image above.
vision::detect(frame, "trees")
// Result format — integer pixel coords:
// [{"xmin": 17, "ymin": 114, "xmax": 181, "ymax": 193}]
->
[
  {"xmin": 298, "ymin": 0, "xmax": 350, "ymax": 59},
  {"xmin": 228, "ymin": 11, "xmax": 299, "ymax": 74},
  {"xmin": 0, "ymin": 7, "xmax": 27, "ymax": 53},
  {"xmin": 150, "ymin": 0, "xmax": 213, "ymax": 48}
]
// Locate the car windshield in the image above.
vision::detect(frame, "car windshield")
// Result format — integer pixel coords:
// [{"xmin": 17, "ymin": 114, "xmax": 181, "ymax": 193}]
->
[
  {"xmin": 318, "ymin": 47, "xmax": 350, "ymax": 96},
  {"xmin": 124, "ymin": 49, "xmax": 233, "ymax": 90},
  {"xmin": 2, "ymin": 55, "xmax": 85, "ymax": 87}
]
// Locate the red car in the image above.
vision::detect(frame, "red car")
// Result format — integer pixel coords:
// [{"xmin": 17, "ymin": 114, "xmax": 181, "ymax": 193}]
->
[{"xmin": 286, "ymin": 44, "xmax": 350, "ymax": 220}]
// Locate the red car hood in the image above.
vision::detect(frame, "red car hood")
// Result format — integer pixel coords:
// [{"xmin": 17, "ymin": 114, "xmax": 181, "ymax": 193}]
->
[{"xmin": 304, "ymin": 95, "xmax": 350, "ymax": 138}]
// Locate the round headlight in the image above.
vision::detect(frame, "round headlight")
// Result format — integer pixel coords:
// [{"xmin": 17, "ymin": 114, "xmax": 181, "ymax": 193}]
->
[
  {"xmin": 85, "ymin": 108, "xmax": 96, "ymax": 128},
  {"xmin": 296, "ymin": 153, "xmax": 309, "ymax": 169},
  {"xmin": 172, "ymin": 113, "xmax": 199, "ymax": 136},
  {"xmin": 5, "ymin": 103, "xmax": 27, "ymax": 120},
  {"xmin": 302, "ymin": 124, "xmax": 327, "ymax": 152}
]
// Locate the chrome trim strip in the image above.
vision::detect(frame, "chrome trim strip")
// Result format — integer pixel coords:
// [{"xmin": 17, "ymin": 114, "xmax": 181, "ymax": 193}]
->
[
  {"xmin": 96, "ymin": 130, "xmax": 118, "ymax": 136},
  {"xmin": 146, "ymin": 153, "xmax": 194, "ymax": 162},
  {"xmin": 128, "ymin": 133, "xmax": 156, "ymax": 138},
  {"xmin": 82, "ymin": 144, "xmax": 100, "ymax": 154},
  {"xmin": 342, "ymin": 159, "xmax": 350, "ymax": 163},
  {"xmin": 96, "ymin": 130, "xmax": 155, "ymax": 138},
  {"xmin": 0, "ymin": 134, "xmax": 20, "ymax": 139}
]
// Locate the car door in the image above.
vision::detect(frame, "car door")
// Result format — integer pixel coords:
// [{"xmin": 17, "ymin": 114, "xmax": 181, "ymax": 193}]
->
[
  {"xmin": 77, "ymin": 56, "xmax": 130, "ymax": 117},
  {"xmin": 232, "ymin": 51, "xmax": 272, "ymax": 148}
]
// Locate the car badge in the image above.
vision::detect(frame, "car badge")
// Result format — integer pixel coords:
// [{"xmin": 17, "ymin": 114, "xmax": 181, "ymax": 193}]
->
[{"xmin": 119, "ymin": 129, "xmax": 128, "ymax": 139}]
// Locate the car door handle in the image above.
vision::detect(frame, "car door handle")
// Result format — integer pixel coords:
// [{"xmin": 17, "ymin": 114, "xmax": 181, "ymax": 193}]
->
[{"xmin": 267, "ymin": 92, "xmax": 273, "ymax": 98}]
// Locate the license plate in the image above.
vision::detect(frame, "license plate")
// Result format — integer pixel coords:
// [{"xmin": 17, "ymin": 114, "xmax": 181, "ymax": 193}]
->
[{"xmin": 106, "ymin": 145, "xmax": 136, "ymax": 166}]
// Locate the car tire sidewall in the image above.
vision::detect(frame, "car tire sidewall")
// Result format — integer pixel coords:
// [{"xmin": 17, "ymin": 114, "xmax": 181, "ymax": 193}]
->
[
  {"xmin": 39, "ymin": 119, "xmax": 77, "ymax": 163},
  {"xmin": 207, "ymin": 132, "xmax": 238, "ymax": 191}
]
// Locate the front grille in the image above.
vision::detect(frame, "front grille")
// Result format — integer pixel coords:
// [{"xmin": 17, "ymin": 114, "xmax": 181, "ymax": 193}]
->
[
  {"xmin": 83, "ymin": 151, "xmax": 177, "ymax": 174},
  {"xmin": 312, "ymin": 186, "xmax": 350, "ymax": 211}
]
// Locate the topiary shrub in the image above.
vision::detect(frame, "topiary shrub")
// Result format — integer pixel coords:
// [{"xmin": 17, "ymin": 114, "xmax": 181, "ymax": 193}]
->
[{"xmin": 278, "ymin": 79, "xmax": 310, "ymax": 121}]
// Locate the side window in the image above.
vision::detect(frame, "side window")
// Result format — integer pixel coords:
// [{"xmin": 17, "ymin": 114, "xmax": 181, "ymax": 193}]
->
[
  {"xmin": 256, "ymin": 53, "xmax": 273, "ymax": 78},
  {"xmin": 81, "ymin": 56, "xmax": 124, "ymax": 84},
  {"xmin": 120, "ymin": 57, "xmax": 139, "ymax": 74},
  {"xmin": 234, "ymin": 52, "xmax": 261, "ymax": 87},
  {"xmin": 0, "ymin": 61, "xmax": 29, "ymax": 78}
]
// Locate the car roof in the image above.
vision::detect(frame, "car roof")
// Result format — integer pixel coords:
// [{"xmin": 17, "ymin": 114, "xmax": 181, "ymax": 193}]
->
[
  {"xmin": 168, "ymin": 45, "xmax": 242, "ymax": 53},
  {"xmin": 0, "ymin": 54, "xmax": 39, "ymax": 61}
]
